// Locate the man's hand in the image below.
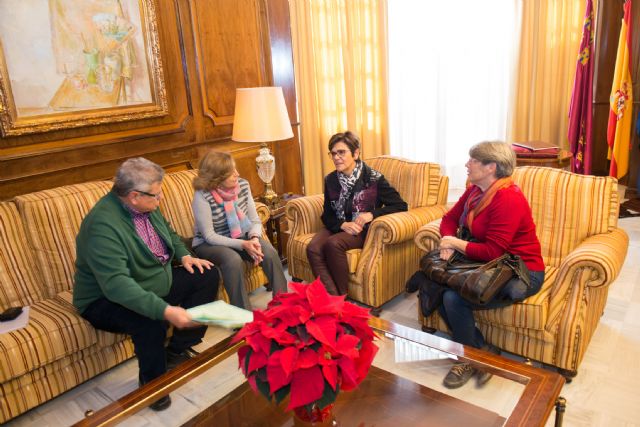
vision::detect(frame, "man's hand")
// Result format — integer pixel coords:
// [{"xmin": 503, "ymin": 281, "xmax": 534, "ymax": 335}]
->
[
  {"xmin": 181, "ymin": 255, "xmax": 213, "ymax": 274},
  {"xmin": 354, "ymin": 212, "xmax": 374, "ymax": 227},
  {"xmin": 340, "ymin": 221, "xmax": 363, "ymax": 236},
  {"xmin": 242, "ymin": 238, "xmax": 264, "ymax": 266},
  {"xmin": 164, "ymin": 305, "xmax": 199, "ymax": 328}
]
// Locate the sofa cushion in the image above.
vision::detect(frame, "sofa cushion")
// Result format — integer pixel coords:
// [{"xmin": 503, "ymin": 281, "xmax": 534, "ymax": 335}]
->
[
  {"xmin": 54, "ymin": 290, "xmax": 129, "ymax": 348},
  {"xmin": 474, "ymin": 266, "xmax": 557, "ymax": 331},
  {"xmin": 513, "ymin": 167, "xmax": 619, "ymax": 267},
  {"xmin": 0, "ymin": 294, "xmax": 97, "ymax": 383},
  {"xmin": 366, "ymin": 157, "xmax": 442, "ymax": 209},
  {"xmin": 160, "ymin": 169, "xmax": 198, "ymax": 238},
  {"xmin": 14, "ymin": 181, "xmax": 112, "ymax": 297},
  {"xmin": 0, "ymin": 202, "xmax": 44, "ymax": 309}
]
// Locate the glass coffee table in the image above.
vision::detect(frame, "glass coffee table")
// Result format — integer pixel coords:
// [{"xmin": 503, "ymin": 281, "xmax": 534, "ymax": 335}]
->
[{"xmin": 72, "ymin": 318, "xmax": 565, "ymax": 426}]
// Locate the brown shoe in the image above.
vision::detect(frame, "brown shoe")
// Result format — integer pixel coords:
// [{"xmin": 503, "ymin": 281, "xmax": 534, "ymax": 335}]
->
[
  {"xmin": 443, "ymin": 362, "xmax": 476, "ymax": 389},
  {"xmin": 476, "ymin": 344, "xmax": 501, "ymax": 386}
]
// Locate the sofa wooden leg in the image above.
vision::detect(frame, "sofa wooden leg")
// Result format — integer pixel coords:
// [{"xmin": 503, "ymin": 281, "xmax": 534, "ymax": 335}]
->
[
  {"xmin": 370, "ymin": 306, "xmax": 382, "ymax": 317},
  {"xmin": 421, "ymin": 326, "xmax": 436, "ymax": 334},
  {"xmin": 557, "ymin": 368, "xmax": 577, "ymax": 383},
  {"xmin": 291, "ymin": 277, "xmax": 303, "ymax": 282}
]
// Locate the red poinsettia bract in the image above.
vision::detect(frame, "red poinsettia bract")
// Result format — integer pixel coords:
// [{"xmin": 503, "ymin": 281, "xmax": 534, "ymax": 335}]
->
[{"xmin": 232, "ymin": 278, "xmax": 378, "ymax": 412}]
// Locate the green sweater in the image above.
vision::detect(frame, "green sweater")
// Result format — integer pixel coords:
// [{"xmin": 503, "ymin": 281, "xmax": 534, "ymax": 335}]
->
[{"xmin": 73, "ymin": 191, "xmax": 191, "ymax": 320}]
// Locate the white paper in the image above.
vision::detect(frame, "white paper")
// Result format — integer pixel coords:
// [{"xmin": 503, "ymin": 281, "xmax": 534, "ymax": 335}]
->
[
  {"xmin": 187, "ymin": 300, "xmax": 253, "ymax": 329},
  {"xmin": 0, "ymin": 306, "xmax": 30, "ymax": 334}
]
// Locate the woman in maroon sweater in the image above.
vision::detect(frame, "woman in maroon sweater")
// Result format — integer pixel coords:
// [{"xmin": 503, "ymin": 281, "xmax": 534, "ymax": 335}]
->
[{"xmin": 437, "ymin": 141, "xmax": 544, "ymax": 389}]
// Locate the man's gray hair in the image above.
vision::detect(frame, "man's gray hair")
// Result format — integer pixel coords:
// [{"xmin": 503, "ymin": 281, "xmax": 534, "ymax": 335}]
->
[{"xmin": 112, "ymin": 157, "xmax": 165, "ymax": 196}]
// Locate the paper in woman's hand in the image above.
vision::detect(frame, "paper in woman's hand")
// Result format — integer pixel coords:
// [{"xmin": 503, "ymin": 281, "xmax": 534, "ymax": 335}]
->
[{"xmin": 186, "ymin": 300, "xmax": 253, "ymax": 329}]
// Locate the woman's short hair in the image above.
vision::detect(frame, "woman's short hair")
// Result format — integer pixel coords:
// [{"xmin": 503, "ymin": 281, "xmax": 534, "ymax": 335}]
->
[
  {"xmin": 328, "ymin": 131, "xmax": 361, "ymax": 155},
  {"xmin": 469, "ymin": 141, "xmax": 516, "ymax": 178},
  {"xmin": 193, "ymin": 151, "xmax": 236, "ymax": 191},
  {"xmin": 113, "ymin": 157, "xmax": 165, "ymax": 197}
]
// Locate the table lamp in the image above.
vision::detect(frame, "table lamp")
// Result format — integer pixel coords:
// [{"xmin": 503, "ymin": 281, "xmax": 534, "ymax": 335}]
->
[{"xmin": 231, "ymin": 87, "xmax": 293, "ymax": 207}]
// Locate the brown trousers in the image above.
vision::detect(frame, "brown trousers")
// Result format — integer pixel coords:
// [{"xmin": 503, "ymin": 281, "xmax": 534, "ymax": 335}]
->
[{"xmin": 306, "ymin": 228, "xmax": 366, "ymax": 295}]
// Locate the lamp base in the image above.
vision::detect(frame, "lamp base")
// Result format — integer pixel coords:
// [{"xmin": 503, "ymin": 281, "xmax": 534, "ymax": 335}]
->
[{"xmin": 260, "ymin": 182, "xmax": 280, "ymax": 208}]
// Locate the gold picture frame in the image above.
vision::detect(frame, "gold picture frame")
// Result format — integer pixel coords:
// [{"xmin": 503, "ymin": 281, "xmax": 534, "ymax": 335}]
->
[{"xmin": 0, "ymin": 0, "xmax": 168, "ymax": 137}]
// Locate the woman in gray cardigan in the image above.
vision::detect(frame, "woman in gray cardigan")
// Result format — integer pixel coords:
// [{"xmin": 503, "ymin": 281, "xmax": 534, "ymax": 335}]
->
[{"xmin": 191, "ymin": 151, "xmax": 287, "ymax": 309}]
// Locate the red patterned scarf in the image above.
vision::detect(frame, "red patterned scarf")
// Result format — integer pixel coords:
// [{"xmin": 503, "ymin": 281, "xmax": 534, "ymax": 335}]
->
[{"xmin": 459, "ymin": 177, "xmax": 513, "ymax": 234}]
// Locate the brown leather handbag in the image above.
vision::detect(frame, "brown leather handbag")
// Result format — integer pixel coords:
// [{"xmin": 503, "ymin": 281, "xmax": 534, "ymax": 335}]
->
[{"xmin": 420, "ymin": 249, "xmax": 530, "ymax": 305}]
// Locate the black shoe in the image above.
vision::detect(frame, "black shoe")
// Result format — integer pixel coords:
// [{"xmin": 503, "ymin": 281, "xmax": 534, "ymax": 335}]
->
[
  {"xmin": 443, "ymin": 362, "xmax": 476, "ymax": 389},
  {"xmin": 150, "ymin": 395, "xmax": 172, "ymax": 411},
  {"xmin": 166, "ymin": 347, "xmax": 200, "ymax": 371},
  {"xmin": 405, "ymin": 271, "xmax": 427, "ymax": 293},
  {"xmin": 138, "ymin": 374, "xmax": 172, "ymax": 411},
  {"xmin": 476, "ymin": 344, "xmax": 501, "ymax": 386}
]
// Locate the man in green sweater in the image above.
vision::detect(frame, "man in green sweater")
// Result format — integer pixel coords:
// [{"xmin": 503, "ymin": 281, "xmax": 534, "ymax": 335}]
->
[{"xmin": 73, "ymin": 157, "xmax": 219, "ymax": 411}]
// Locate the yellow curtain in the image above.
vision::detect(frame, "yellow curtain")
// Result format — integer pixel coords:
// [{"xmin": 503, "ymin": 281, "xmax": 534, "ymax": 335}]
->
[
  {"xmin": 508, "ymin": 0, "xmax": 587, "ymax": 148},
  {"xmin": 290, "ymin": 0, "xmax": 389, "ymax": 195}
]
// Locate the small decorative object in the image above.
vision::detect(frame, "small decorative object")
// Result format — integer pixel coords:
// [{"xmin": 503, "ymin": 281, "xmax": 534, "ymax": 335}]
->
[{"xmin": 232, "ymin": 279, "xmax": 378, "ymax": 424}]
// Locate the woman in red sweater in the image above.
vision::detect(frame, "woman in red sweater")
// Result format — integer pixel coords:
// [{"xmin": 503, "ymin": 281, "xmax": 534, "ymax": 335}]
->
[{"xmin": 438, "ymin": 141, "xmax": 544, "ymax": 389}]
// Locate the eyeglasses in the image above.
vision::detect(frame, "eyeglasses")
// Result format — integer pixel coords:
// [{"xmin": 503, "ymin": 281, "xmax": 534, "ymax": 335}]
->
[
  {"xmin": 328, "ymin": 149, "xmax": 350, "ymax": 159},
  {"xmin": 134, "ymin": 189, "xmax": 162, "ymax": 200}
]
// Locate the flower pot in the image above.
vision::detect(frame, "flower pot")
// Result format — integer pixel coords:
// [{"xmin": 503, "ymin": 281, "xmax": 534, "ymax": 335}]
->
[{"xmin": 292, "ymin": 404, "xmax": 336, "ymax": 426}]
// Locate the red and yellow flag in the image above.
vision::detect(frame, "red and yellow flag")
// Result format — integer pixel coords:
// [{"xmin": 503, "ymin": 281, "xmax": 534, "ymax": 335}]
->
[{"xmin": 607, "ymin": 0, "xmax": 633, "ymax": 179}]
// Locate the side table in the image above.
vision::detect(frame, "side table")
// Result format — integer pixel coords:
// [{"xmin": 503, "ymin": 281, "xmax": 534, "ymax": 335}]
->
[
  {"xmin": 516, "ymin": 149, "xmax": 573, "ymax": 170},
  {"xmin": 264, "ymin": 193, "xmax": 301, "ymax": 264}
]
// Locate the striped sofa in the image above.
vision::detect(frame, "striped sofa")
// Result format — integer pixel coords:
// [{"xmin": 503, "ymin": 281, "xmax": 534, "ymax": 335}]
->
[
  {"xmin": 286, "ymin": 156, "xmax": 449, "ymax": 311},
  {"xmin": 415, "ymin": 166, "xmax": 629, "ymax": 379},
  {"xmin": 0, "ymin": 169, "xmax": 269, "ymax": 423}
]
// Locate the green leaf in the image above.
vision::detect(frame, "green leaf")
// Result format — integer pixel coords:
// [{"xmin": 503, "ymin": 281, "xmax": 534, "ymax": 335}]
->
[
  {"xmin": 315, "ymin": 380, "xmax": 339, "ymax": 410},
  {"xmin": 255, "ymin": 376, "xmax": 273, "ymax": 402},
  {"xmin": 274, "ymin": 384, "xmax": 291, "ymax": 404}
]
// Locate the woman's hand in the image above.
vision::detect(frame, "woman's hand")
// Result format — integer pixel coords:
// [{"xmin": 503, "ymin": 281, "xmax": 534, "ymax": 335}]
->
[
  {"xmin": 439, "ymin": 248, "xmax": 455, "ymax": 260},
  {"xmin": 341, "ymin": 221, "xmax": 363, "ymax": 235},
  {"xmin": 439, "ymin": 235, "xmax": 468, "ymax": 253},
  {"xmin": 242, "ymin": 238, "xmax": 264, "ymax": 265},
  {"xmin": 354, "ymin": 212, "xmax": 374, "ymax": 227}
]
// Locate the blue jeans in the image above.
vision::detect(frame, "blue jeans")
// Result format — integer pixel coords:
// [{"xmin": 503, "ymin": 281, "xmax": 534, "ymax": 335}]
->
[{"xmin": 437, "ymin": 270, "xmax": 545, "ymax": 349}]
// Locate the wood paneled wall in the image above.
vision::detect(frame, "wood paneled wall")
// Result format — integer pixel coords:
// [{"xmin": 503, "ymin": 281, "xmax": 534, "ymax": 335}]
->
[
  {"xmin": 592, "ymin": 0, "xmax": 640, "ymax": 187},
  {"xmin": 0, "ymin": 0, "xmax": 303, "ymax": 201}
]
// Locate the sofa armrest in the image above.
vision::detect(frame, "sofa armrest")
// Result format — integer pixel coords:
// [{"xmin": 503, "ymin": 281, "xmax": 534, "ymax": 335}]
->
[
  {"xmin": 414, "ymin": 218, "xmax": 443, "ymax": 253},
  {"xmin": 550, "ymin": 228, "xmax": 629, "ymax": 301},
  {"xmin": 285, "ymin": 194, "xmax": 324, "ymax": 237},
  {"xmin": 366, "ymin": 206, "xmax": 447, "ymax": 246},
  {"xmin": 355, "ymin": 206, "xmax": 446, "ymax": 275},
  {"xmin": 255, "ymin": 202, "xmax": 270, "ymax": 224}
]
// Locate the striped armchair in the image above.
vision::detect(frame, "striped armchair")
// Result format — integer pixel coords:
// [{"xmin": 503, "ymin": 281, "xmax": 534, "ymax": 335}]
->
[
  {"xmin": 286, "ymin": 156, "xmax": 449, "ymax": 311},
  {"xmin": 415, "ymin": 166, "xmax": 629, "ymax": 379}
]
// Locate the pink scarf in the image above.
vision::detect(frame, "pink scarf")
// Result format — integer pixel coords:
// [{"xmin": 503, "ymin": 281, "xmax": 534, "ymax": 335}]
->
[{"xmin": 211, "ymin": 185, "xmax": 250, "ymax": 238}]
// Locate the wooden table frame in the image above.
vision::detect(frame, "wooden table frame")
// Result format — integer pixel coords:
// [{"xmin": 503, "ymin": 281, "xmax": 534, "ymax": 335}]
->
[{"xmin": 72, "ymin": 318, "xmax": 565, "ymax": 427}]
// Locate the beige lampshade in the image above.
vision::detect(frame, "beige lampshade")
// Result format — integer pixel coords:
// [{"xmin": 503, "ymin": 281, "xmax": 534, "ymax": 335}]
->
[{"xmin": 231, "ymin": 87, "xmax": 293, "ymax": 142}]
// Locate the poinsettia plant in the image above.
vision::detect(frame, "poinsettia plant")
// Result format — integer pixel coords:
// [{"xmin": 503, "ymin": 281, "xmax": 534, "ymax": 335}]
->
[{"xmin": 232, "ymin": 278, "xmax": 378, "ymax": 416}]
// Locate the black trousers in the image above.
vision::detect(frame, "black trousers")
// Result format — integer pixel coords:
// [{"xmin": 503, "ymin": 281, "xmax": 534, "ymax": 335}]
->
[{"xmin": 81, "ymin": 266, "xmax": 219, "ymax": 383}]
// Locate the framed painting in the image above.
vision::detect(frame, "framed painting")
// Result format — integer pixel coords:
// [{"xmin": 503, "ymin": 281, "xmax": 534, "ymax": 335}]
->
[{"xmin": 0, "ymin": 0, "xmax": 168, "ymax": 137}]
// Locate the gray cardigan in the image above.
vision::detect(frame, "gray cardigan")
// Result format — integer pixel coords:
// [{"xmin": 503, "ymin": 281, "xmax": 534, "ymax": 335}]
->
[{"xmin": 191, "ymin": 178, "xmax": 263, "ymax": 250}]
